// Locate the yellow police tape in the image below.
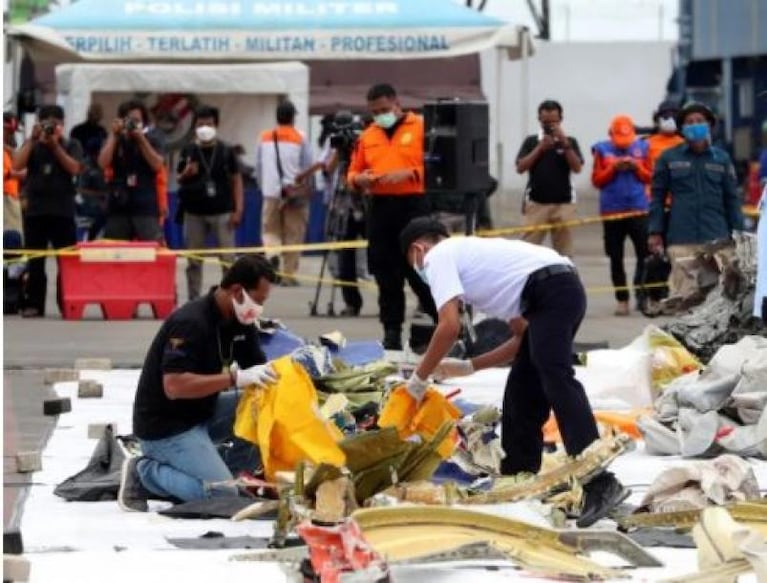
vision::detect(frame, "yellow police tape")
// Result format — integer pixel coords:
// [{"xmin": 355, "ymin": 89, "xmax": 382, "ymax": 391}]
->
[{"xmin": 2, "ymin": 206, "xmax": 758, "ymax": 296}]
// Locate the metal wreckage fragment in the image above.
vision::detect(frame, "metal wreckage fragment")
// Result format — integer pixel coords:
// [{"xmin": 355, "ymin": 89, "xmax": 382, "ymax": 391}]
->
[
  {"xmin": 354, "ymin": 506, "xmax": 662, "ymax": 579},
  {"xmin": 231, "ymin": 430, "xmax": 652, "ymax": 580},
  {"xmin": 617, "ymin": 500, "xmax": 767, "ymax": 532}
]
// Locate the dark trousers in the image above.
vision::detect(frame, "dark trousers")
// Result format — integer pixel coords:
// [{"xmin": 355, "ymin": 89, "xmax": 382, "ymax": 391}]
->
[
  {"xmin": 337, "ymin": 214, "xmax": 365, "ymax": 311},
  {"xmin": 500, "ymin": 272, "xmax": 599, "ymax": 475},
  {"xmin": 603, "ymin": 215, "xmax": 648, "ymax": 302},
  {"xmin": 23, "ymin": 215, "xmax": 76, "ymax": 314},
  {"xmin": 367, "ymin": 195, "xmax": 436, "ymax": 332}
]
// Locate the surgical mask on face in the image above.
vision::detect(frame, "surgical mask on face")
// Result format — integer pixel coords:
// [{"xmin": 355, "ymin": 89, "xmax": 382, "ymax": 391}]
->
[
  {"xmin": 196, "ymin": 125, "xmax": 217, "ymax": 143},
  {"xmin": 232, "ymin": 290, "xmax": 264, "ymax": 325},
  {"xmin": 374, "ymin": 111, "xmax": 397, "ymax": 129},
  {"xmin": 682, "ymin": 122, "xmax": 710, "ymax": 143},
  {"xmin": 658, "ymin": 116, "xmax": 677, "ymax": 133}
]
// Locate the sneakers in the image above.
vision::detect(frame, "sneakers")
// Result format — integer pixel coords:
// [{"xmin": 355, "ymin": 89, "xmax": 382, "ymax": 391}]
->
[
  {"xmin": 339, "ymin": 305, "xmax": 361, "ymax": 317},
  {"xmin": 614, "ymin": 301, "xmax": 630, "ymax": 316},
  {"xmin": 118, "ymin": 457, "xmax": 150, "ymax": 512},
  {"xmin": 576, "ymin": 471, "xmax": 630, "ymax": 528}
]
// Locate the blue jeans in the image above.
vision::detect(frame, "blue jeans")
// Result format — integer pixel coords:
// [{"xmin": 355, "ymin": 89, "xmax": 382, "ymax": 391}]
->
[{"xmin": 136, "ymin": 390, "xmax": 260, "ymax": 502}]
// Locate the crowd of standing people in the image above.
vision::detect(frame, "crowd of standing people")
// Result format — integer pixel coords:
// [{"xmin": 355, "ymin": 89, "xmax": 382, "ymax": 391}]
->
[{"xmin": 3, "ymin": 88, "xmax": 763, "ymax": 340}]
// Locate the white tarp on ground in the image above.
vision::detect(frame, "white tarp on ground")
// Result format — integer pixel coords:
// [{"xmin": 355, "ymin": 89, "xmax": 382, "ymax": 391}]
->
[
  {"xmin": 18, "ymin": 367, "xmax": 767, "ymax": 582},
  {"xmin": 55, "ymin": 62, "xmax": 310, "ymax": 149},
  {"xmin": 9, "ymin": 0, "xmax": 527, "ymax": 62}
]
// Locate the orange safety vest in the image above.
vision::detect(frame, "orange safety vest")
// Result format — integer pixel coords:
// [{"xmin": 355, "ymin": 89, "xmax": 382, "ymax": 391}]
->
[
  {"xmin": 348, "ymin": 111, "xmax": 425, "ymax": 196},
  {"xmin": 3, "ymin": 148, "xmax": 19, "ymax": 198}
]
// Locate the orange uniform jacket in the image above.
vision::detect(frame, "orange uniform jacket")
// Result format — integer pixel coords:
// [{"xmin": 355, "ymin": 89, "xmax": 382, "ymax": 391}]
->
[
  {"xmin": 3, "ymin": 148, "xmax": 19, "ymax": 198},
  {"xmin": 645, "ymin": 133, "xmax": 685, "ymax": 202},
  {"xmin": 348, "ymin": 111, "xmax": 424, "ymax": 196}
]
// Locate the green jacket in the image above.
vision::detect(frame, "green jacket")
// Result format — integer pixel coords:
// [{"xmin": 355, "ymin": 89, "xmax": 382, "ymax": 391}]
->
[{"xmin": 649, "ymin": 143, "xmax": 743, "ymax": 245}]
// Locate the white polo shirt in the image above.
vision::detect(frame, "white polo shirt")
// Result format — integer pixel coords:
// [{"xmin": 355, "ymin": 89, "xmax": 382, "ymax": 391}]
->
[{"xmin": 423, "ymin": 237, "xmax": 573, "ymax": 320}]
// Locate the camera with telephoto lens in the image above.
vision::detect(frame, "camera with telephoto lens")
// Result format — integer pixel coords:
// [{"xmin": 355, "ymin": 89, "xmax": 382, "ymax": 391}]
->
[
  {"xmin": 328, "ymin": 111, "xmax": 364, "ymax": 161},
  {"xmin": 41, "ymin": 120, "xmax": 57, "ymax": 136},
  {"xmin": 123, "ymin": 117, "xmax": 140, "ymax": 132}
]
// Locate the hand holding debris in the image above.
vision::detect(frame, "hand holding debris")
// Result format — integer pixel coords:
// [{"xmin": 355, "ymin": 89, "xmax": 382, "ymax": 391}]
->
[
  {"xmin": 433, "ymin": 358, "xmax": 474, "ymax": 382},
  {"xmin": 233, "ymin": 363, "xmax": 279, "ymax": 389},
  {"xmin": 405, "ymin": 372, "xmax": 429, "ymax": 403}
]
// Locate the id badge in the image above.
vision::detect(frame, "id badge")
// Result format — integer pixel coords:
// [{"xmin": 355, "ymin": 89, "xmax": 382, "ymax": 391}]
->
[
  {"xmin": 43, "ymin": 164, "xmax": 53, "ymax": 176},
  {"xmin": 126, "ymin": 174, "xmax": 138, "ymax": 188},
  {"xmin": 205, "ymin": 181, "xmax": 217, "ymax": 197}
]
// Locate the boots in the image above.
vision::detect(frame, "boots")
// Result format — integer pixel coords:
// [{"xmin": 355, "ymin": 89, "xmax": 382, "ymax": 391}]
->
[{"xmin": 383, "ymin": 328, "xmax": 402, "ymax": 351}]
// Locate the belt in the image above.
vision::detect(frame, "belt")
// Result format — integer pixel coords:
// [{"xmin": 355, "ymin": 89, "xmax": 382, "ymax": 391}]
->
[{"xmin": 520, "ymin": 264, "xmax": 577, "ymax": 310}]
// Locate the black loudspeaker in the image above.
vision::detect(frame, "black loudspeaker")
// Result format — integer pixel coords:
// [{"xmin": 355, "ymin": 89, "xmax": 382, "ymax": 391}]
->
[{"xmin": 424, "ymin": 99, "xmax": 490, "ymax": 193}]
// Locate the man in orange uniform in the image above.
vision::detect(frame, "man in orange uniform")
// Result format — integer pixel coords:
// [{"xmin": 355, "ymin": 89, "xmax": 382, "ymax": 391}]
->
[
  {"xmin": 646, "ymin": 100, "xmax": 685, "ymax": 173},
  {"xmin": 348, "ymin": 83, "xmax": 436, "ymax": 349}
]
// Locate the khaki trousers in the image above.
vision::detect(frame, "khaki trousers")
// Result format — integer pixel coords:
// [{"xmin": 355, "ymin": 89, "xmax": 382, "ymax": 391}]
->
[
  {"xmin": 184, "ymin": 212, "xmax": 235, "ymax": 301},
  {"xmin": 522, "ymin": 201, "xmax": 577, "ymax": 257},
  {"xmin": 261, "ymin": 197, "xmax": 309, "ymax": 275},
  {"xmin": 4, "ymin": 195, "xmax": 23, "ymax": 236}
]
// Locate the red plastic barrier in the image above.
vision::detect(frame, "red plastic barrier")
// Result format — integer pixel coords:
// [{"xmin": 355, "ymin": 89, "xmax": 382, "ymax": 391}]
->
[{"xmin": 59, "ymin": 241, "xmax": 176, "ymax": 320}]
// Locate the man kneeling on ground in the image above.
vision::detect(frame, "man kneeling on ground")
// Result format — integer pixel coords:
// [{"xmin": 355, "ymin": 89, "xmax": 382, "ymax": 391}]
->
[{"xmin": 118, "ymin": 255, "xmax": 279, "ymax": 512}]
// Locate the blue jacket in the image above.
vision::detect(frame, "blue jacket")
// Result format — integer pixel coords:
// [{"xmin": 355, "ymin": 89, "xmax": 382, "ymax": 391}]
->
[
  {"xmin": 649, "ymin": 143, "xmax": 743, "ymax": 245},
  {"xmin": 591, "ymin": 139, "xmax": 650, "ymax": 215}
]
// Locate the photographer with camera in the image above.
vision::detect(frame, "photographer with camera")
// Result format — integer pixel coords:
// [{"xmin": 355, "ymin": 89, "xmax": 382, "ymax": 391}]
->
[
  {"xmin": 296, "ymin": 113, "xmax": 366, "ymax": 316},
  {"xmin": 13, "ymin": 105, "xmax": 84, "ymax": 318},
  {"xmin": 348, "ymin": 83, "xmax": 437, "ymax": 350},
  {"xmin": 98, "ymin": 99, "xmax": 166, "ymax": 241},
  {"xmin": 516, "ymin": 100, "xmax": 583, "ymax": 257}
]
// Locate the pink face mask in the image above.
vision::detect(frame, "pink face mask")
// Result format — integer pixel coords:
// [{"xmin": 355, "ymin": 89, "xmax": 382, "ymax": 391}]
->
[{"xmin": 232, "ymin": 290, "xmax": 264, "ymax": 325}]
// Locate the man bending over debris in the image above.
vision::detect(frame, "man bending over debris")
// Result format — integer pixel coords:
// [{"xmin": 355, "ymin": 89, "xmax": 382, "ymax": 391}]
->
[
  {"xmin": 399, "ymin": 217, "xmax": 629, "ymax": 527},
  {"xmin": 119, "ymin": 255, "xmax": 279, "ymax": 512}
]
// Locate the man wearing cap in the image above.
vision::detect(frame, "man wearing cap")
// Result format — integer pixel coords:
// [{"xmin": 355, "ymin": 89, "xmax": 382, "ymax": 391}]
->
[
  {"xmin": 591, "ymin": 115, "xmax": 652, "ymax": 316},
  {"xmin": 118, "ymin": 255, "xmax": 279, "ymax": 512},
  {"xmin": 399, "ymin": 217, "xmax": 629, "ymax": 528},
  {"xmin": 256, "ymin": 100, "xmax": 313, "ymax": 287},
  {"xmin": 648, "ymin": 103, "xmax": 744, "ymax": 304}
]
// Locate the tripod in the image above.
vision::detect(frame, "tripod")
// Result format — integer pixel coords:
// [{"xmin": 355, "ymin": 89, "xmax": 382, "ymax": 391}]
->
[{"xmin": 308, "ymin": 157, "xmax": 357, "ymax": 317}]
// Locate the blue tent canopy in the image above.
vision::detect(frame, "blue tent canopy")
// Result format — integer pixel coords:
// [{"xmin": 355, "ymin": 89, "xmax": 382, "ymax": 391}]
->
[{"xmin": 10, "ymin": 0, "xmax": 520, "ymax": 61}]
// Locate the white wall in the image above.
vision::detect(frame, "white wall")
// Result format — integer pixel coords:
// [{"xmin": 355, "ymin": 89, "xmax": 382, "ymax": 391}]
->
[{"xmin": 481, "ymin": 41, "xmax": 675, "ymax": 225}]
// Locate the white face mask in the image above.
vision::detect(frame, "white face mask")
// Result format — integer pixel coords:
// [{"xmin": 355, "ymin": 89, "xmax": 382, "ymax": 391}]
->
[
  {"xmin": 658, "ymin": 117, "xmax": 677, "ymax": 133},
  {"xmin": 232, "ymin": 290, "xmax": 263, "ymax": 325},
  {"xmin": 195, "ymin": 125, "xmax": 217, "ymax": 143}
]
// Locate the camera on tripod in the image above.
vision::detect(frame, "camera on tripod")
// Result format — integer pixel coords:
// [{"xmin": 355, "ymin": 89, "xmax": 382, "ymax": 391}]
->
[{"xmin": 328, "ymin": 111, "xmax": 364, "ymax": 160}]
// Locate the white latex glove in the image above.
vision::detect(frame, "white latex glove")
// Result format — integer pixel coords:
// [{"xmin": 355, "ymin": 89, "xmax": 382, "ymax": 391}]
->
[
  {"xmin": 405, "ymin": 372, "xmax": 429, "ymax": 403},
  {"xmin": 232, "ymin": 363, "xmax": 279, "ymax": 389},
  {"xmin": 433, "ymin": 358, "xmax": 474, "ymax": 382}
]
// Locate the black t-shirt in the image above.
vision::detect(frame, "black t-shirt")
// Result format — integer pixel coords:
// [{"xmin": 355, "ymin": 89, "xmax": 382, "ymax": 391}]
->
[
  {"xmin": 176, "ymin": 141, "xmax": 238, "ymax": 215},
  {"xmin": 70, "ymin": 122, "xmax": 107, "ymax": 158},
  {"xmin": 133, "ymin": 291, "xmax": 266, "ymax": 440},
  {"xmin": 109, "ymin": 129, "xmax": 166, "ymax": 216},
  {"xmin": 24, "ymin": 139, "xmax": 83, "ymax": 218},
  {"xmin": 516, "ymin": 135, "xmax": 583, "ymax": 204}
]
